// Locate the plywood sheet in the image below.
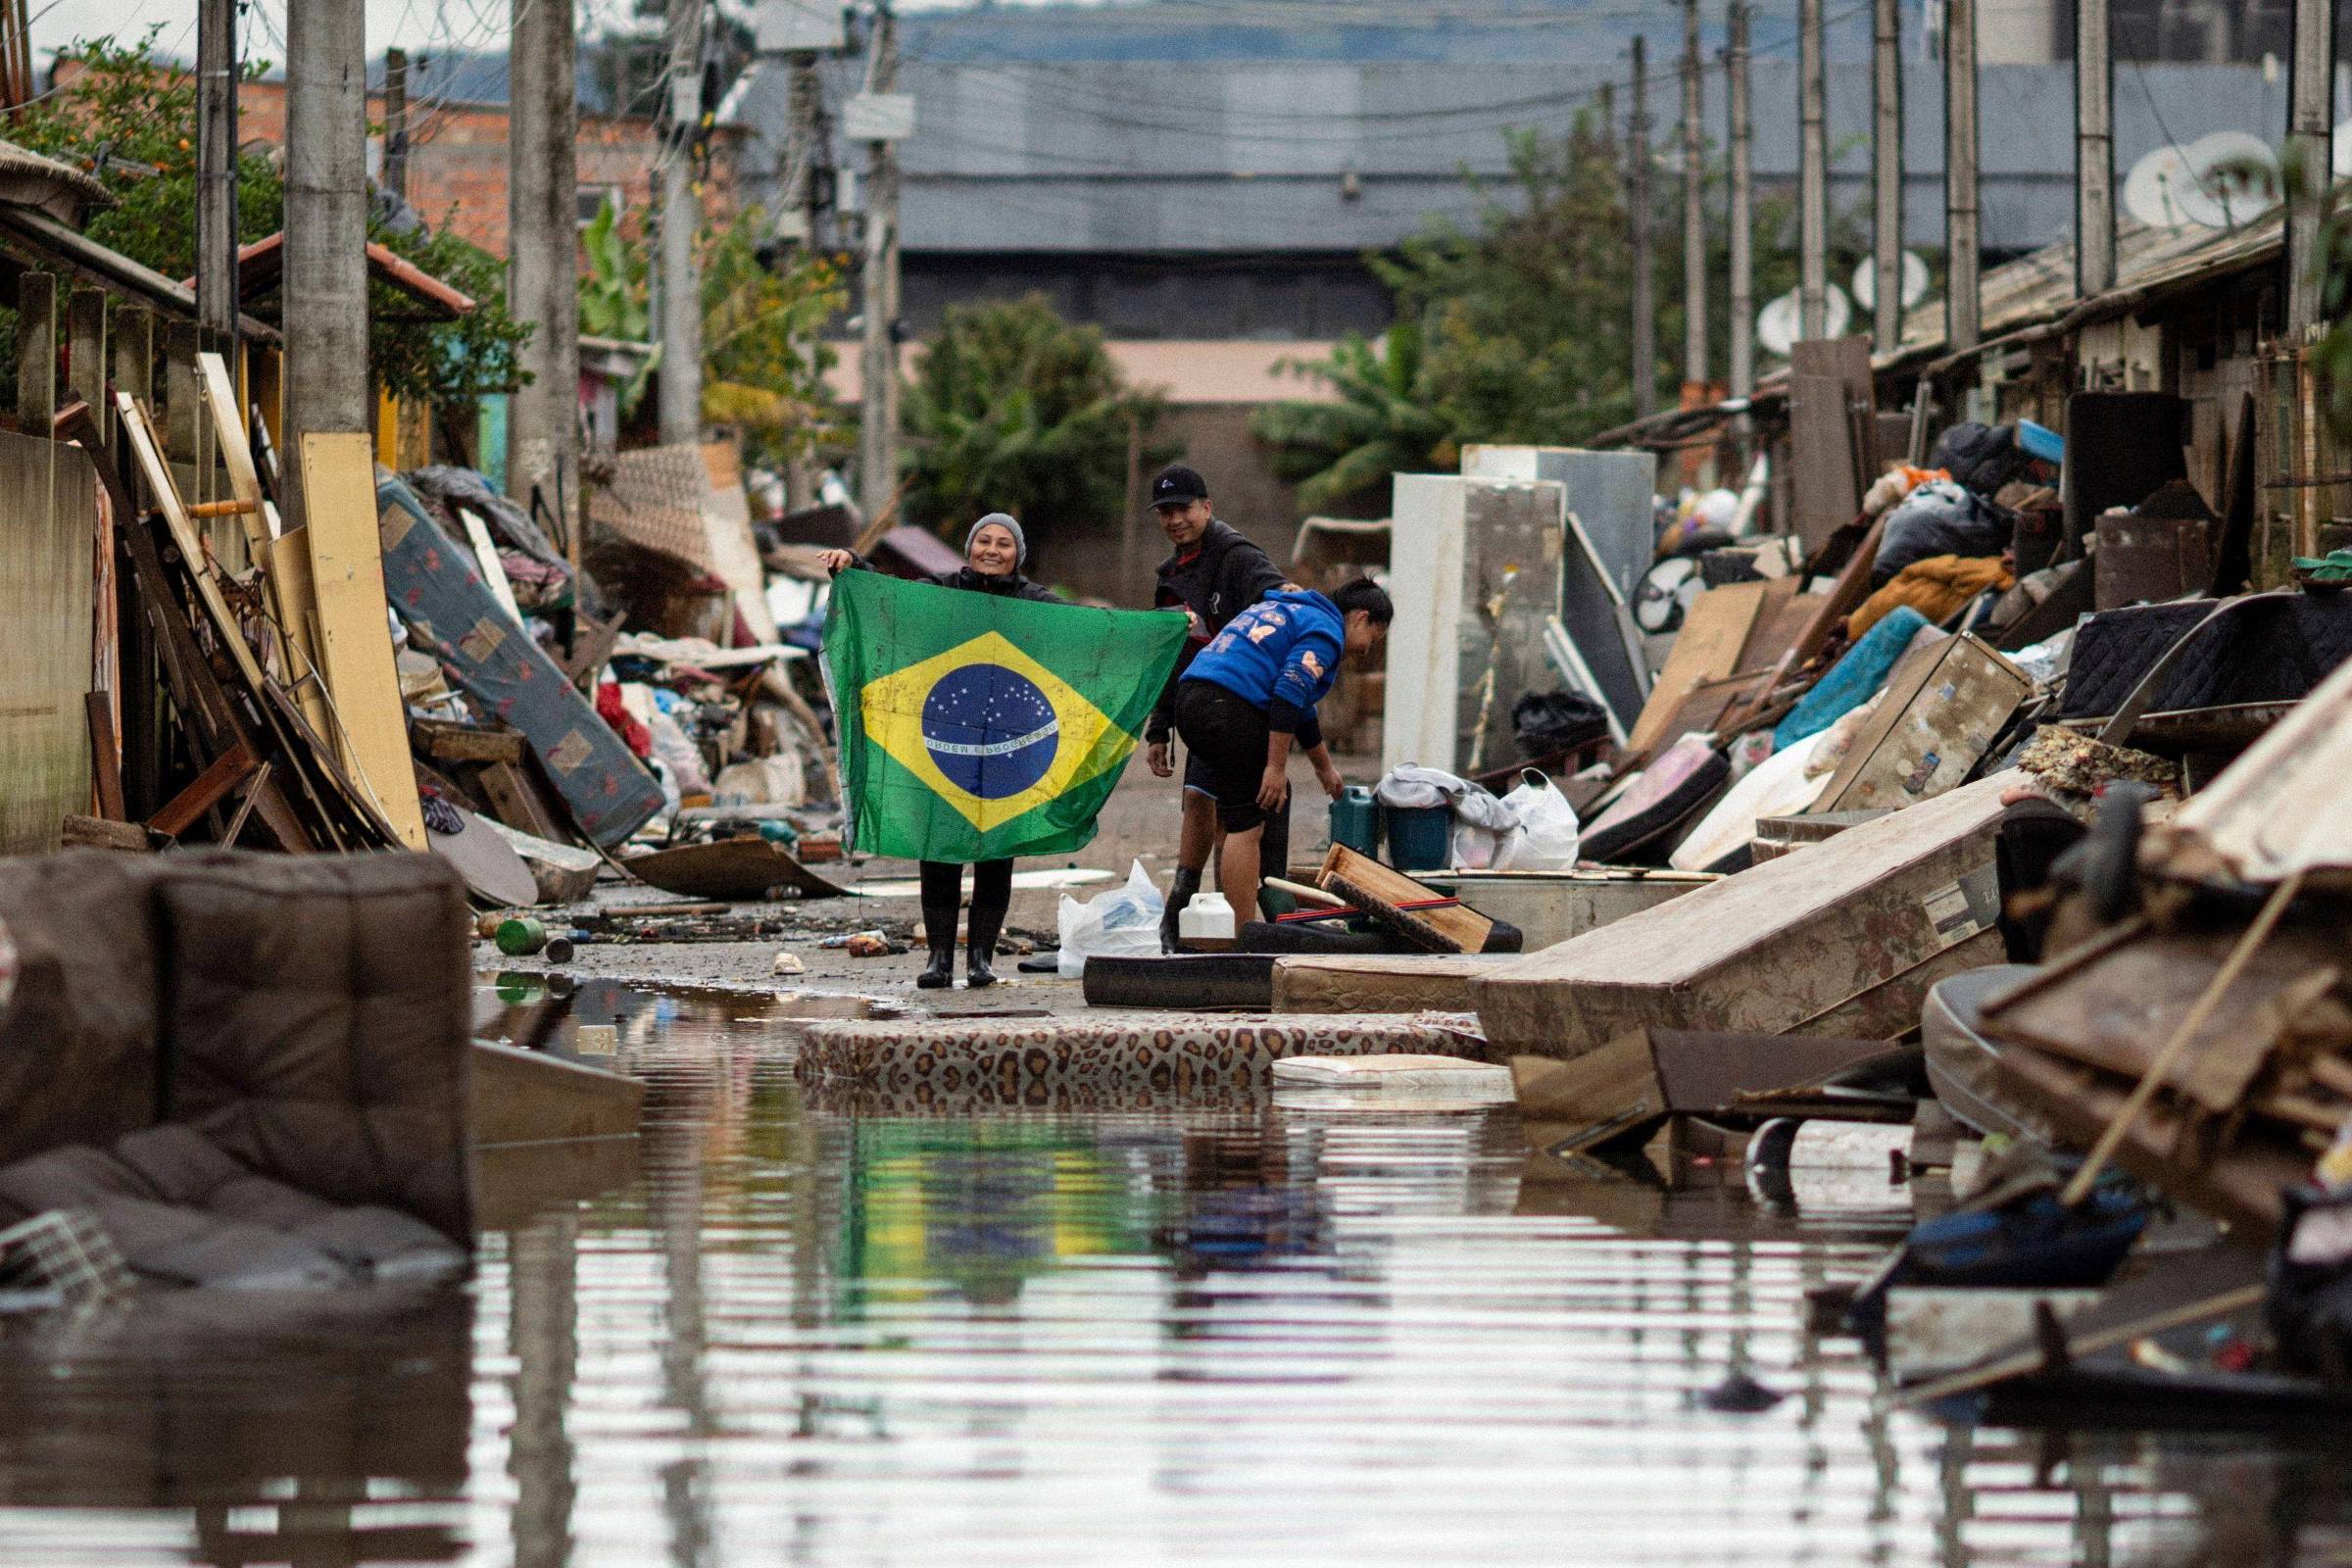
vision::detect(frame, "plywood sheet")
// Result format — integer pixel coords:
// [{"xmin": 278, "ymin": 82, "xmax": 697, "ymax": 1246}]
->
[
  {"xmin": 0, "ymin": 432, "xmax": 97, "ymax": 853},
  {"xmin": 1629, "ymin": 578, "xmax": 1792, "ymax": 756},
  {"xmin": 301, "ymin": 431, "xmax": 428, "ymax": 850}
]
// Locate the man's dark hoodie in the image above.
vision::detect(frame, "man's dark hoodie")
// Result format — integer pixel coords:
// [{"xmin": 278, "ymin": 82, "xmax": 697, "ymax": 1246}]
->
[{"xmin": 1147, "ymin": 518, "xmax": 1287, "ymax": 744}]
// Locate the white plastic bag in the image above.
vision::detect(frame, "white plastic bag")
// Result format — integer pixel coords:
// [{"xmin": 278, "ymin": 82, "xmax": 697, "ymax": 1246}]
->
[
  {"xmin": 1493, "ymin": 769, "xmax": 1582, "ymax": 871},
  {"xmin": 1056, "ymin": 859, "xmax": 1165, "ymax": 978}
]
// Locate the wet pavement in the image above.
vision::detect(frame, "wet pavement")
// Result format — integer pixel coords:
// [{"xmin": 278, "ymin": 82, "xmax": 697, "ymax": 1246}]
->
[{"xmin": 4, "ymin": 978, "xmax": 2351, "ymax": 1565}]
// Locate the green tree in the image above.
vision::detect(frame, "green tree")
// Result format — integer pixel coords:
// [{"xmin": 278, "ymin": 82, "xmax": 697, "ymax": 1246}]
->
[
  {"xmin": 1249, "ymin": 322, "xmax": 1456, "ymax": 517},
  {"xmin": 899, "ymin": 294, "xmax": 1168, "ymax": 567},
  {"xmin": 5, "ymin": 30, "xmax": 527, "ymax": 405},
  {"xmin": 699, "ymin": 208, "xmax": 848, "ymax": 471}
]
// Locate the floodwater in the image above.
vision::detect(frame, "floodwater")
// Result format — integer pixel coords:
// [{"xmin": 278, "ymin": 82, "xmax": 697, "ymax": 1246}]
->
[{"xmin": 3, "ymin": 980, "xmax": 2350, "ymax": 1566}]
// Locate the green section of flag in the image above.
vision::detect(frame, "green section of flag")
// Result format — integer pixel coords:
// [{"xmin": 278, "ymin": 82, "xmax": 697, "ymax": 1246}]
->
[{"xmin": 822, "ymin": 569, "xmax": 1188, "ymax": 862}]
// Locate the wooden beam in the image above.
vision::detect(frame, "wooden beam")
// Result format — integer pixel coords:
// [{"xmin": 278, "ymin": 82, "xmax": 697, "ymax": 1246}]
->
[
  {"xmin": 15, "ymin": 270, "xmax": 53, "ymax": 428},
  {"xmin": 414, "ymin": 717, "xmax": 528, "ymax": 765},
  {"xmin": 84, "ymin": 690, "xmax": 124, "ymax": 820},
  {"xmin": 149, "ymin": 738, "xmax": 257, "ymax": 836}
]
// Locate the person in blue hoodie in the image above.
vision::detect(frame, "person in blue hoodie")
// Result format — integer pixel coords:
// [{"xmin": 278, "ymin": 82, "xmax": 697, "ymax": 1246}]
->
[{"xmin": 1174, "ymin": 577, "xmax": 1393, "ymax": 916}]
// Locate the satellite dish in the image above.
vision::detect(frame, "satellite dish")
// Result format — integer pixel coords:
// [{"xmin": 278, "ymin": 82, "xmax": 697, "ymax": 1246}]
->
[
  {"xmin": 1756, "ymin": 284, "xmax": 1852, "ymax": 358},
  {"xmin": 2126, "ymin": 132, "xmax": 2278, "ymax": 231},
  {"xmin": 1851, "ymin": 251, "xmax": 1932, "ymax": 313}
]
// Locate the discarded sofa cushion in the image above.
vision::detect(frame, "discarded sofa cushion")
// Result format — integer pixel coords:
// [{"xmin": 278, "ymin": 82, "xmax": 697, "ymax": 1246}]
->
[
  {"xmin": 794, "ymin": 1011, "xmax": 1493, "ymax": 1095},
  {"xmin": 152, "ymin": 852, "xmax": 475, "ymax": 1245},
  {"xmin": 0, "ymin": 851, "xmax": 163, "ymax": 1168},
  {"xmin": 2056, "ymin": 594, "xmax": 2352, "ymax": 721},
  {"xmin": 1473, "ymin": 774, "xmax": 2012, "ymax": 1060}
]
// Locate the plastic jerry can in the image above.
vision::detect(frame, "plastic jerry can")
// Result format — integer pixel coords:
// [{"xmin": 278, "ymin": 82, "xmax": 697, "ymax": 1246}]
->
[
  {"xmin": 1179, "ymin": 890, "xmax": 1237, "ymax": 943},
  {"xmin": 1329, "ymin": 785, "xmax": 1380, "ymax": 854}
]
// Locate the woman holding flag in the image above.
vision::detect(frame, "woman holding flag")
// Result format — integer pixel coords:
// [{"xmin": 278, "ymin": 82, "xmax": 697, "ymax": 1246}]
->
[{"xmin": 819, "ymin": 514, "xmax": 1059, "ymax": 988}]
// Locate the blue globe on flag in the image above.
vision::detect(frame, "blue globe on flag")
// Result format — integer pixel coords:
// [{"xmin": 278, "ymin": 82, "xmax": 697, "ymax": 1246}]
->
[{"xmin": 920, "ymin": 664, "xmax": 1060, "ymax": 799}]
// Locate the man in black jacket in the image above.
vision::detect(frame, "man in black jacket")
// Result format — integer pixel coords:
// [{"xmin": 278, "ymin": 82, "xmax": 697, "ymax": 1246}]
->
[{"xmin": 1140, "ymin": 464, "xmax": 1289, "ymax": 950}]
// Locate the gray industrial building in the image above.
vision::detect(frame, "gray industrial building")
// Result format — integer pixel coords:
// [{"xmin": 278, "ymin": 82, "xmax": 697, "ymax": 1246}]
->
[{"xmin": 720, "ymin": 54, "xmax": 2311, "ymax": 342}]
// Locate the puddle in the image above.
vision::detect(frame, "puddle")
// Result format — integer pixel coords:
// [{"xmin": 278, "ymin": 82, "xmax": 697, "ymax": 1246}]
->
[{"xmin": 4, "ymin": 980, "xmax": 2351, "ymax": 1565}]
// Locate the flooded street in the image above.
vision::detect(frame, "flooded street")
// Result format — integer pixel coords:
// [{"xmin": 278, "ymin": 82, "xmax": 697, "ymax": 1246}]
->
[{"xmin": 2, "ymin": 981, "xmax": 2347, "ymax": 1566}]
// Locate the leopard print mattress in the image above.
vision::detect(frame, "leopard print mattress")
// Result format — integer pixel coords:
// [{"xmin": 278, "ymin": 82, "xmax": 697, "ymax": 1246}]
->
[{"xmin": 792, "ymin": 1010, "xmax": 1492, "ymax": 1098}]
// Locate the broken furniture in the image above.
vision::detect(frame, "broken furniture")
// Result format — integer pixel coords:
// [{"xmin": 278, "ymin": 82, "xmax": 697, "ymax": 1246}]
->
[{"xmin": 0, "ymin": 849, "xmax": 474, "ymax": 1288}]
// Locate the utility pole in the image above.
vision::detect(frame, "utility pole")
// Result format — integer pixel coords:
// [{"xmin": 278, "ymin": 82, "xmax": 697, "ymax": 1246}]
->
[
  {"xmin": 1872, "ymin": 0, "xmax": 1904, "ymax": 352},
  {"xmin": 2285, "ymin": 0, "xmax": 2335, "ymax": 333},
  {"xmin": 657, "ymin": 0, "xmax": 706, "ymax": 447},
  {"xmin": 2076, "ymin": 0, "xmax": 2115, "ymax": 299},
  {"xmin": 1680, "ymin": 0, "xmax": 1706, "ymax": 401},
  {"xmin": 1797, "ymin": 0, "xmax": 1828, "ymax": 340},
  {"xmin": 1629, "ymin": 36, "xmax": 1655, "ymax": 422},
  {"xmin": 510, "ymin": 0, "xmax": 582, "ymax": 553},
  {"xmin": 195, "ymin": 0, "xmax": 238, "ymax": 346},
  {"xmin": 788, "ymin": 56, "xmax": 825, "ymax": 251},
  {"xmin": 858, "ymin": 4, "xmax": 903, "ymax": 514},
  {"xmin": 281, "ymin": 0, "xmax": 368, "ymax": 524},
  {"xmin": 1727, "ymin": 0, "xmax": 1753, "ymax": 402},
  {"xmin": 1944, "ymin": 0, "xmax": 1982, "ymax": 355},
  {"xmin": 383, "ymin": 47, "xmax": 410, "ymax": 205}
]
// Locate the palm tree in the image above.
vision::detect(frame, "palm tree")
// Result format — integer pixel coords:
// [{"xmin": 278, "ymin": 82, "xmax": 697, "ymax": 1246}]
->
[{"xmin": 1250, "ymin": 323, "xmax": 1457, "ymax": 518}]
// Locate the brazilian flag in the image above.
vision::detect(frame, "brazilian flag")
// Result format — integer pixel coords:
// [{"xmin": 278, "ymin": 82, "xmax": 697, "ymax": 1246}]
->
[{"xmin": 822, "ymin": 570, "xmax": 1189, "ymax": 861}]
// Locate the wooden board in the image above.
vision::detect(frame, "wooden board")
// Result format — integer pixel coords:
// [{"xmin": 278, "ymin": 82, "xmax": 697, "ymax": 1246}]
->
[
  {"xmin": 265, "ymin": 529, "xmax": 331, "ymax": 740},
  {"xmin": 300, "ymin": 431, "xmax": 429, "ymax": 850},
  {"xmin": 1316, "ymin": 843, "xmax": 1495, "ymax": 955},
  {"xmin": 197, "ymin": 352, "xmax": 271, "ymax": 563},
  {"xmin": 415, "ymin": 718, "xmax": 528, "ymax": 765},
  {"xmin": 622, "ymin": 836, "xmax": 851, "ymax": 901},
  {"xmin": 1629, "ymin": 578, "xmax": 1794, "ymax": 756},
  {"xmin": 428, "ymin": 798, "xmax": 542, "ymax": 908},
  {"xmin": 117, "ymin": 392, "xmax": 270, "ymax": 695},
  {"xmin": 475, "ymin": 759, "xmax": 569, "ymax": 841}
]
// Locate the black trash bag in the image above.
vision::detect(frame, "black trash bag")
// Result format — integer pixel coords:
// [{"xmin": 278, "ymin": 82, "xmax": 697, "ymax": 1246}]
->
[
  {"xmin": 1873, "ymin": 479, "xmax": 2013, "ymax": 587},
  {"xmin": 1512, "ymin": 690, "xmax": 1610, "ymax": 760},
  {"xmin": 1929, "ymin": 421, "xmax": 2032, "ymax": 496}
]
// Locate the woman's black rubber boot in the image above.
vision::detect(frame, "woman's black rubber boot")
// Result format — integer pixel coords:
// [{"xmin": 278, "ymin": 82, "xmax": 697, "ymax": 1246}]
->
[
  {"xmin": 916, "ymin": 947, "xmax": 956, "ymax": 989},
  {"xmin": 1159, "ymin": 867, "xmax": 1200, "ymax": 954}
]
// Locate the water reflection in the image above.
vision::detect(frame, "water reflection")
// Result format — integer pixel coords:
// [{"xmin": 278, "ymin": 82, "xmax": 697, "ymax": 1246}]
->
[{"xmin": 5, "ymin": 979, "xmax": 2352, "ymax": 1564}]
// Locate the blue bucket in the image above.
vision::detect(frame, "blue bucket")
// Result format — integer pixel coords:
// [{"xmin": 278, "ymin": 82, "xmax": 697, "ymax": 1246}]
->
[{"xmin": 1384, "ymin": 806, "xmax": 1451, "ymax": 872}]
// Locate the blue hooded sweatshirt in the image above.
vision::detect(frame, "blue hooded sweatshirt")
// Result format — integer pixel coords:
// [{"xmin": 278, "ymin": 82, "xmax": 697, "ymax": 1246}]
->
[{"xmin": 1181, "ymin": 587, "xmax": 1346, "ymax": 740}]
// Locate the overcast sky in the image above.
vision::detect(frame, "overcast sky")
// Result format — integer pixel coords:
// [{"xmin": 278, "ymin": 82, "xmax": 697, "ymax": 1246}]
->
[{"xmin": 28, "ymin": 0, "xmax": 999, "ymax": 68}]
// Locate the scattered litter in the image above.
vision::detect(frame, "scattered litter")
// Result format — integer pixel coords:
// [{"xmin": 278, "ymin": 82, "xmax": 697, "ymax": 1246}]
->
[{"xmin": 771, "ymin": 950, "xmax": 807, "ymax": 976}]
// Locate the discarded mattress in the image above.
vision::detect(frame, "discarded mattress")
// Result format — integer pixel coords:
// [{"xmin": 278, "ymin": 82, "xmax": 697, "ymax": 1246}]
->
[
  {"xmin": 1473, "ymin": 774, "xmax": 2013, "ymax": 1060},
  {"xmin": 793, "ymin": 1011, "xmax": 1493, "ymax": 1095},
  {"xmin": 1581, "ymin": 736, "xmax": 1729, "ymax": 862},
  {"xmin": 2058, "ymin": 593, "xmax": 2352, "ymax": 721},
  {"xmin": 1270, "ymin": 954, "xmax": 1504, "ymax": 1014},
  {"xmin": 378, "ymin": 474, "xmax": 664, "ymax": 847},
  {"xmin": 1774, "ymin": 608, "xmax": 1934, "ymax": 749}
]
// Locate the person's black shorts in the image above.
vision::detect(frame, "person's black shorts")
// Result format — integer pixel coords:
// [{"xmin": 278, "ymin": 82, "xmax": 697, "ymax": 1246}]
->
[
  {"xmin": 1181, "ymin": 747, "xmax": 1218, "ymax": 800},
  {"xmin": 1175, "ymin": 679, "xmax": 1271, "ymax": 833}
]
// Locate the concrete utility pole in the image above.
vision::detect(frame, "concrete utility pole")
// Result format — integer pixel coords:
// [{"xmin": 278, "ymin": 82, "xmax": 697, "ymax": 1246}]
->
[
  {"xmin": 1727, "ymin": 0, "xmax": 1753, "ymax": 401},
  {"xmin": 195, "ymin": 0, "xmax": 238, "ymax": 345},
  {"xmin": 1680, "ymin": 0, "xmax": 1706, "ymax": 399},
  {"xmin": 1944, "ymin": 0, "xmax": 1982, "ymax": 354},
  {"xmin": 657, "ymin": 0, "xmax": 706, "ymax": 447},
  {"xmin": 1797, "ymin": 0, "xmax": 1829, "ymax": 340},
  {"xmin": 1629, "ymin": 36, "xmax": 1655, "ymax": 421},
  {"xmin": 511, "ymin": 0, "xmax": 582, "ymax": 547},
  {"xmin": 2076, "ymin": 0, "xmax": 2114, "ymax": 299},
  {"xmin": 2285, "ymin": 0, "xmax": 2335, "ymax": 333},
  {"xmin": 1872, "ymin": 0, "xmax": 1904, "ymax": 352},
  {"xmin": 858, "ymin": 5, "xmax": 902, "ymax": 514},
  {"xmin": 281, "ymin": 0, "xmax": 368, "ymax": 523},
  {"xmin": 788, "ymin": 56, "xmax": 825, "ymax": 250},
  {"xmin": 383, "ymin": 47, "xmax": 410, "ymax": 204}
]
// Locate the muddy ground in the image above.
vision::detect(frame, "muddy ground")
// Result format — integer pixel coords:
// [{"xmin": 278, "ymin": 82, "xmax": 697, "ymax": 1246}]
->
[{"xmin": 473, "ymin": 751, "xmax": 1377, "ymax": 1018}]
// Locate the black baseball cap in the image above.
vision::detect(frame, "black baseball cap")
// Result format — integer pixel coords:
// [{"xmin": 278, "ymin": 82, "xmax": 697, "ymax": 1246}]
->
[{"xmin": 1150, "ymin": 464, "xmax": 1208, "ymax": 509}]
